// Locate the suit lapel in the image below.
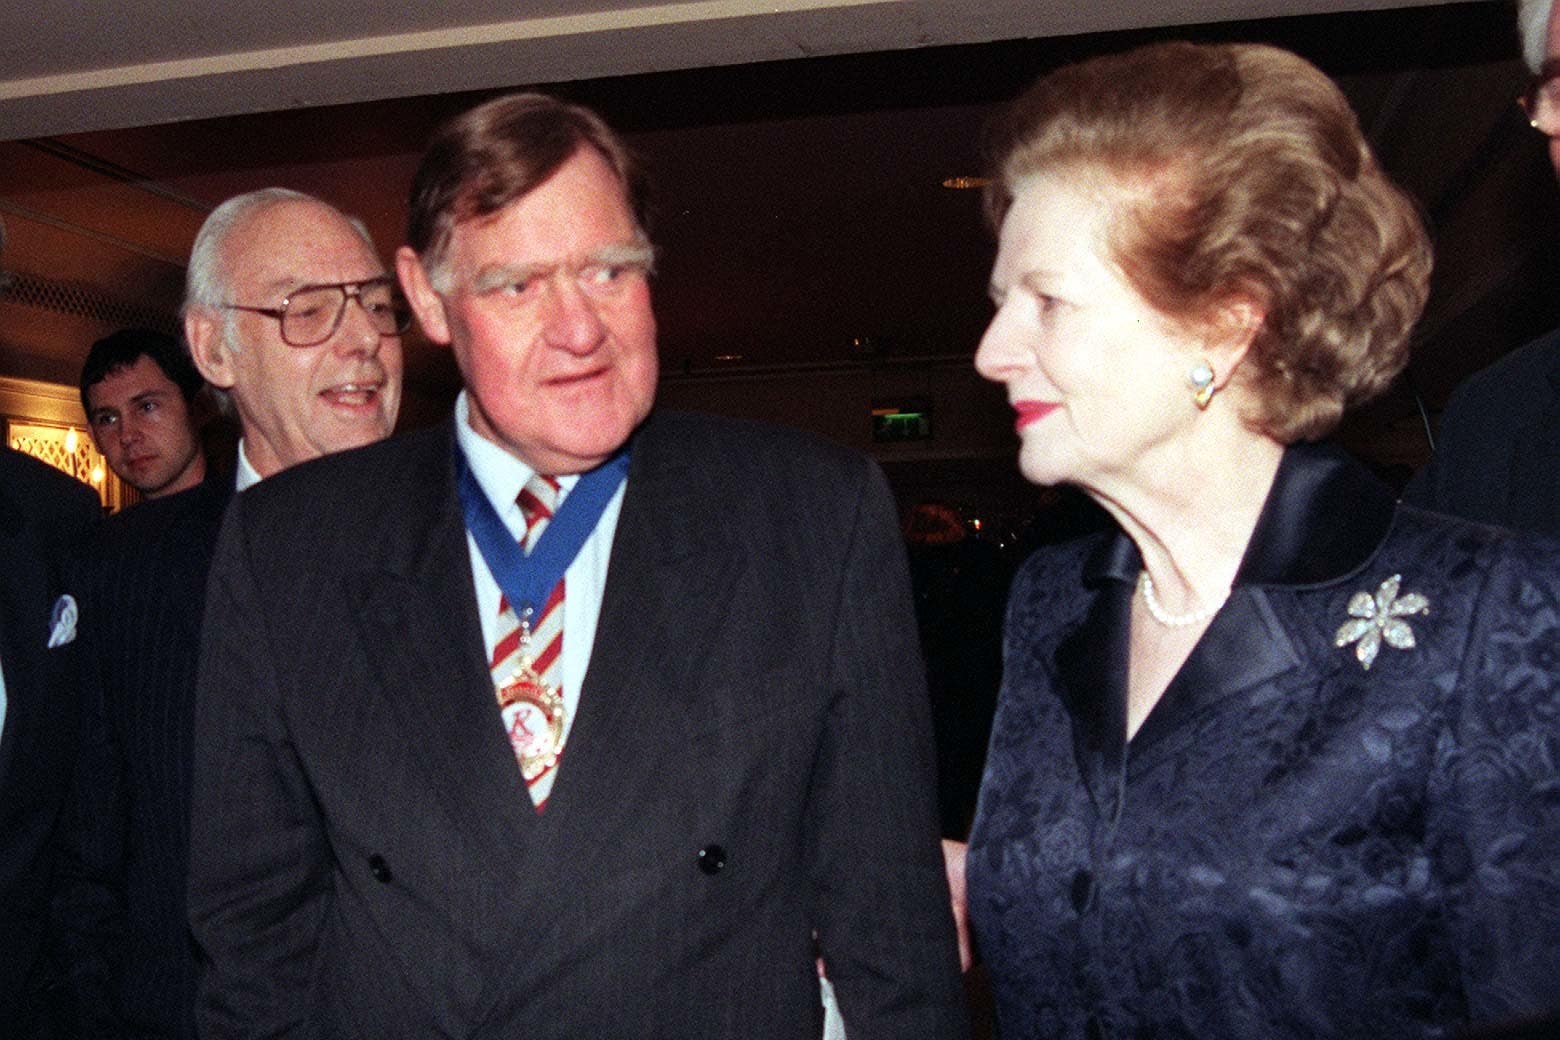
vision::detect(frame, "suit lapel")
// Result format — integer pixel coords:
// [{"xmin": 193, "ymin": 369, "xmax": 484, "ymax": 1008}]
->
[
  {"xmin": 341, "ymin": 419, "xmax": 747, "ymax": 873},
  {"xmin": 539, "ymin": 419, "xmax": 743, "ymax": 832},
  {"xmin": 1136, "ymin": 444, "xmax": 1394, "ymax": 762},
  {"xmin": 1130, "ymin": 587, "xmax": 1305, "ymax": 766},
  {"xmin": 1055, "ymin": 576, "xmax": 1131, "ymax": 822},
  {"xmin": 344, "ymin": 433, "xmax": 543, "ymax": 857}
]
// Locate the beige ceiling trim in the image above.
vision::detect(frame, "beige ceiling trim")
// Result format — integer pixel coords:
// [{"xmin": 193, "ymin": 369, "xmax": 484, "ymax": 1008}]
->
[
  {"xmin": 0, "ymin": 0, "xmax": 1460, "ymax": 140},
  {"xmin": 0, "ymin": 0, "xmax": 907, "ymax": 100}
]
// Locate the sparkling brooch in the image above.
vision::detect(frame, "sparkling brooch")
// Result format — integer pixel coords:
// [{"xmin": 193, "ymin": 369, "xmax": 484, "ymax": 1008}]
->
[{"xmin": 1333, "ymin": 574, "xmax": 1428, "ymax": 671}]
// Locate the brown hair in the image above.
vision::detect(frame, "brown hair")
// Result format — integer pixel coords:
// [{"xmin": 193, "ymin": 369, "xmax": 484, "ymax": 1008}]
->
[
  {"xmin": 406, "ymin": 92, "xmax": 647, "ymax": 276},
  {"xmin": 985, "ymin": 41, "xmax": 1432, "ymax": 442}
]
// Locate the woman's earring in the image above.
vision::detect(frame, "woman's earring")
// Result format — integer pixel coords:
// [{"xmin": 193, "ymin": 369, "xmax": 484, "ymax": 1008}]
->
[{"xmin": 1188, "ymin": 360, "xmax": 1216, "ymax": 410}]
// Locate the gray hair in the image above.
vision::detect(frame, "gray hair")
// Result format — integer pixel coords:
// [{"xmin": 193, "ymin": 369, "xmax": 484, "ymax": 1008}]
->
[
  {"xmin": 1519, "ymin": 0, "xmax": 1553, "ymax": 74},
  {"xmin": 182, "ymin": 187, "xmax": 378, "ymax": 353}
]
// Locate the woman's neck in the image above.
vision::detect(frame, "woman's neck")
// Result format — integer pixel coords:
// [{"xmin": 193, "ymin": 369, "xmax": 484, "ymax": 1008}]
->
[{"xmin": 1094, "ymin": 428, "xmax": 1284, "ymax": 619}]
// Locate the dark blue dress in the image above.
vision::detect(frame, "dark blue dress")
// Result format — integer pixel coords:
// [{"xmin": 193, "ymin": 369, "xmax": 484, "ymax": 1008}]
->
[{"xmin": 967, "ymin": 443, "xmax": 1560, "ymax": 1039}]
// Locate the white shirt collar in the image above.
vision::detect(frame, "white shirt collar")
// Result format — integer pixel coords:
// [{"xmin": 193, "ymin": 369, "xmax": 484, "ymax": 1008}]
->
[
  {"xmin": 454, "ymin": 391, "xmax": 575, "ymax": 521},
  {"xmin": 234, "ymin": 439, "xmax": 263, "ymax": 492}
]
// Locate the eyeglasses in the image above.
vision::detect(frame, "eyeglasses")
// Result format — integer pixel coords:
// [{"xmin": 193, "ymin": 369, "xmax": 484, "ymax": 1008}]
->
[
  {"xmin": 222, "ymin": 276, "xmax": 412, "ymax": 347},
  {"xmin": 1519, "ymin": 65, "xmax": 1560, "ymax": 139}
]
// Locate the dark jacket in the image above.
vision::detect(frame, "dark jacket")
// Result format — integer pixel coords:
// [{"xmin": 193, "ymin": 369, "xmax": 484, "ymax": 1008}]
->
[
  {"xmin": 54, "ymin": 476, "xmax": 231, "ymax": 1040},
  {"xmin": 969, "ymin": 443, "xmax": 1560, "ymax": 1039},
  {"xmin": 1405, "ymin": 325, "xmax": 1560, "ymax": 536},
  {"xmin": 187, "ymin": 412, "xmax": 967, "ymax": 1039},
  {"xmin": 0, "ymin": 448, "xmax": 98, "ymax": 1037}
]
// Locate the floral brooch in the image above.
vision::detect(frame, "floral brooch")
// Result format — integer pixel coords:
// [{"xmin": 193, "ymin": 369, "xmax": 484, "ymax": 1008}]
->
[{"xmin": 1334, "ymin": 574, "xmax": 1428, "ymax": 671}]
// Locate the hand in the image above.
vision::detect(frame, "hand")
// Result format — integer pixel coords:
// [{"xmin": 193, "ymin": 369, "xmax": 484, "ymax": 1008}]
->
[{"xmin": 942, "ymin": 839, "xmax": 971, "ymax": 972}]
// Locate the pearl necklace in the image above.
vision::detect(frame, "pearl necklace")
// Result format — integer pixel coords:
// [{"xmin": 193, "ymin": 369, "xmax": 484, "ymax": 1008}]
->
[{"xmin": 1137, "ymin": 571, "xmax": 1225, "ymax": 628}]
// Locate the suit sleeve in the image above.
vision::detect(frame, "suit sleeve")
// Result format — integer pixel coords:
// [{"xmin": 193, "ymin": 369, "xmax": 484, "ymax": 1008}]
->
[
  {"xmin": 1438, "ymin": 535, "xmax": 1560, "ymax": 1027},
  {"xmin": 187, "ymin": 505, "xmax": 332, "ymax": 1039},
  {"xmin": 804, "ymin": 461, "xmax": 969, "ymax": 1039}
]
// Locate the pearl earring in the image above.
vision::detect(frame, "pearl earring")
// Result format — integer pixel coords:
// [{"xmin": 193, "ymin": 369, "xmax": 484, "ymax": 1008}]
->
[{"xmin": 1188, "ymin": 360, "xmax": 1215, "ymax": 410}]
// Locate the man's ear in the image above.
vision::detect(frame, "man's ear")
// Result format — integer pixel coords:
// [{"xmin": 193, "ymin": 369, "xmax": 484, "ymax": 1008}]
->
[
  {"xmin": 185, "ymin": 310, "xmax": 237, "ymax": 391},
  {"xmin": 396, "ymin": 247, "xmax": 451, "ymax": 346}
]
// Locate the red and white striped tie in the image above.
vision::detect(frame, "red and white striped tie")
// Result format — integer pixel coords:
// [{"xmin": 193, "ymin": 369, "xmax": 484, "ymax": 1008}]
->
[{"xmin": 490, "ymin": 474, "xmax": 566, "ymax": 807}]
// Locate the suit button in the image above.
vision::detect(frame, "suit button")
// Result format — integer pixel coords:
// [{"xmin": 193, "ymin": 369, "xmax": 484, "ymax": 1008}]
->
[
  {"xmin": 697, "ymin": 844, "xmax": 727, "ymax": 875},
  {"xmin": 368, "ymin": 854, "xmax": 393, "ymax": 883}
]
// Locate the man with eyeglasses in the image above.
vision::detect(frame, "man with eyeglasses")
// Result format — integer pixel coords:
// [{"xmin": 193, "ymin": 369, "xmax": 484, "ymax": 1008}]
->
[
  {"xmin": 53, "ymin": 188, "xmax": 404, "ymax": 1040},
  {"xmin": 185, "ymin": 95, "xmax": 965, "ymax": 1039},
  {"xmin": 1405, "ymin": 0, "xmax": 1560, "ymax": 535},
  {"xmin": 184, "ymin": 187, "xmax": 405, "ymax": 489}
]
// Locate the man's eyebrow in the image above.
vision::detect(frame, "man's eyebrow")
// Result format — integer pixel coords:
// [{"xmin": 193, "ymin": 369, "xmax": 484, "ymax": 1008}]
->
[
  {"xmin": 468, "ymin": 261, "xmax": 541, "ymax": 292},
  {"xmin": 254, "ymin": 275, "xmax": 308, "ymax": 299},
  {"xmin": 469, "ymin": 241, "xmax": 656, "ymax": 293},
  {"xmin": 255, "ymin": 274, "xmax": 383, "ymax": 299},
  {"xmin": 592, "ymin": 241, "xmax": 656, "ymax": 268}
]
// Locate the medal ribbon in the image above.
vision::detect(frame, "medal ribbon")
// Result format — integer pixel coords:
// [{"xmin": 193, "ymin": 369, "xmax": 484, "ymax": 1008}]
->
[{"xmin": 455, "ymin": 443, "xmax": 630, "ymax": 617}]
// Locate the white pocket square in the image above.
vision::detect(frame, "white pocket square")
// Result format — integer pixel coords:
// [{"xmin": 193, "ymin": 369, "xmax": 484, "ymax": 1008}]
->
[{"xmin": 47, "ymin": 594, "xmax": 77, "ymax": 648}]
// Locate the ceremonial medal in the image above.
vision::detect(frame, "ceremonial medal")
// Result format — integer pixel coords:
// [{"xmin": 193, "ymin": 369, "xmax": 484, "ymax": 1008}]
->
[
  {"xmin": 456, "ymin": 444, "xmax": 629, "ymax": 790},
  {"xmin": 498, "ymin": 653, "xmax": 565, "ymax": 781}
]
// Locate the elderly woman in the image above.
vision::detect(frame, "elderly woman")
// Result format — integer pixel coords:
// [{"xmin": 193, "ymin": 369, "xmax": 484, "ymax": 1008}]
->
[{"xmin": 964, "ymin": 40, "xmax": 1560, "ymax": 1039}]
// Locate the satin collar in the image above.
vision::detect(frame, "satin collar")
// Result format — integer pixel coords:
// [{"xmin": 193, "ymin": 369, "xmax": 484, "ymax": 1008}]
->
[{"xmin": 1083, "ymin": 441, "xmax": 1397, "ymax": 592}]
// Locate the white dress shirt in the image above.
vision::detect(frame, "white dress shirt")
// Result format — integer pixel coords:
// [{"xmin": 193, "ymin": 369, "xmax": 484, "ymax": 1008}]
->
[{"xmin": 455, "ymin": 391, "xmax": 624, "ymax": 748}]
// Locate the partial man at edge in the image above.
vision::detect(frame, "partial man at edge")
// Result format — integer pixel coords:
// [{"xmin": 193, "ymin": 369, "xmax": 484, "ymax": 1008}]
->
[
  {"xmin": 0, "ymin": 449, "xmax": 98, "ymax": 1038},
  {"xmin": 0, "ymin": 211, "xmax": 101, "ymax": 1040},
  {"xmin": 1403, "ymin": 0, "xmax": 1560, "ymax": 535}
]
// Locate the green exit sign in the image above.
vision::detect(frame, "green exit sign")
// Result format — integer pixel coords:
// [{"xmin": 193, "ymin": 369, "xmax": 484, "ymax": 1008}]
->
[{"xmin": 871, "ymin": 399, "xmax": 932, "ymax": 443}]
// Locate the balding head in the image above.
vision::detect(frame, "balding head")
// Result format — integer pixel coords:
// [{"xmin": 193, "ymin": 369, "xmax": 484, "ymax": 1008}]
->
[{"xmin": 182, "ymin": 190, "xmax": 404, "ymax": 479}]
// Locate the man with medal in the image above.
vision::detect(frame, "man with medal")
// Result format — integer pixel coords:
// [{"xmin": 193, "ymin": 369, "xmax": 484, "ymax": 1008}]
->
[{"xmin": 186, "ymin": 94, "xmax": 967, "ymax": 1038}]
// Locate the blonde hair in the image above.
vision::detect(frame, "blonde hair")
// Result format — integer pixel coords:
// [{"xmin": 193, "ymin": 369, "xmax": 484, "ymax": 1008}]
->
[{"xmin": 985, "ymin": 41, "xmax": 1432, "ymax": 442}]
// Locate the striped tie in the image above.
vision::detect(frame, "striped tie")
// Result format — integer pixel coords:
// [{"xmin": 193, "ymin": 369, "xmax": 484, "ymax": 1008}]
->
[{"xmin": 491, "ymin": 474, "xmax": 566, "ymax": 808}]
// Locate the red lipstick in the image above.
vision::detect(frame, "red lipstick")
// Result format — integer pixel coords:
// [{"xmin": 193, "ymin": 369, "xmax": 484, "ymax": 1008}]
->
[{"xmin": 1012, "ymin": 400, "xmax": 1058, "ymax": 431}]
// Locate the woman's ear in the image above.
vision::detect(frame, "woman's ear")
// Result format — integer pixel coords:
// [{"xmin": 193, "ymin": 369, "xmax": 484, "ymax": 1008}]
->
[{"xmin": 1205, "ymin": 294, "xmax": 1266, "ymax": 388}]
